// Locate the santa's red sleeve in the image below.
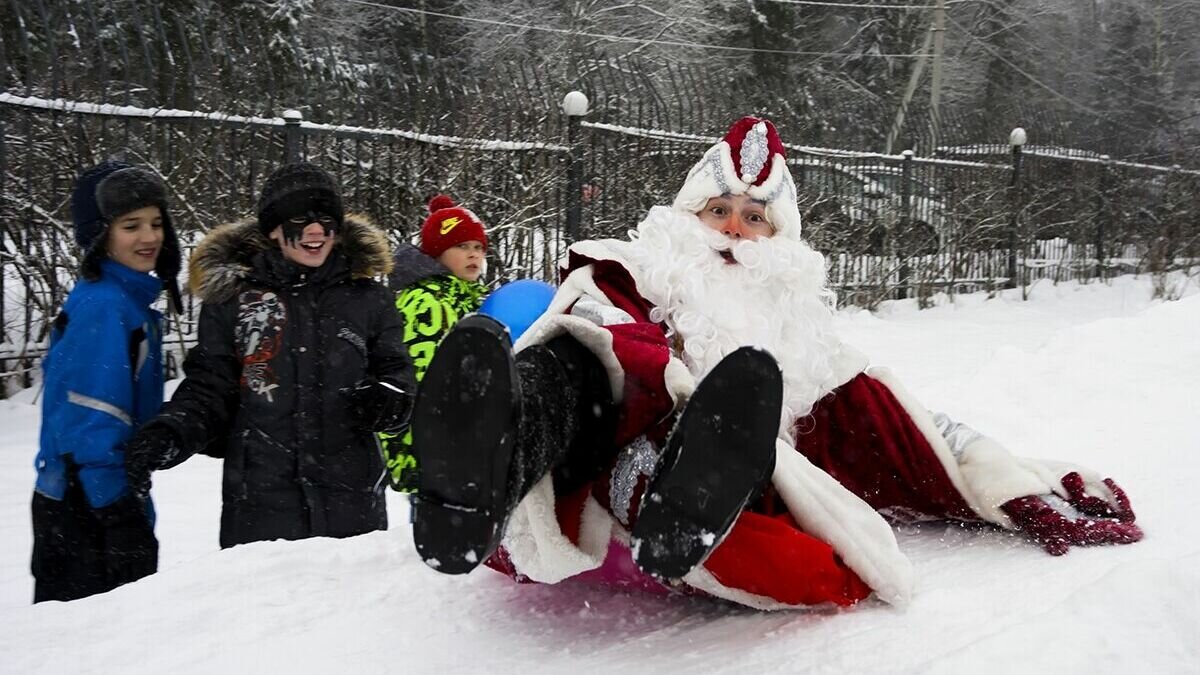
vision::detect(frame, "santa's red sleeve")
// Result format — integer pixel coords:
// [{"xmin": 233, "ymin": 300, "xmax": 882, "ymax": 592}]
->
[
  {"xmin": 792, "ymin": 372, "xmax": 977, "ymax": 521},
  {"xmin": 692, "ymin": 510, "xmax": 872, "ymax": 607},
  {"xmin": 798, "ymin": 366, "xmax": 1130, "ymax": 532}
]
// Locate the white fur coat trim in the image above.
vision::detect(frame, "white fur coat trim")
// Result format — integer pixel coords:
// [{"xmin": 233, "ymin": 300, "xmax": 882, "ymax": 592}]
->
[
  {"xmin": 515, "ymin": 312, "xmax": 626, "ymax": 402},
  {"xmin": 502, "ymin": 476, "xmax": 614, "ymax": 584}
]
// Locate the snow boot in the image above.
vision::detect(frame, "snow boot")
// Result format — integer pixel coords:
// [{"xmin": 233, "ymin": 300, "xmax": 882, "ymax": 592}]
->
[
  {"xmin": 631, "ymin": 347, "xmax": 783, "ymax": 580},
  {"xmin": 411, "ymin": 315, "xmax": 521, "ymax": 574},
  {"xmin": 412, "ymin": 317, "xmax": 614, "ymax": 575},
  {"xmin": 541, "ymin": 335, "xmax": 618, "ymax": 497}
]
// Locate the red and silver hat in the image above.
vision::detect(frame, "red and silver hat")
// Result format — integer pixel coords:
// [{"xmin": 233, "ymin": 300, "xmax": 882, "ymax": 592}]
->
[{"xmin": 672, "ymin": 116, "xmax": 802, "ymax": 239}]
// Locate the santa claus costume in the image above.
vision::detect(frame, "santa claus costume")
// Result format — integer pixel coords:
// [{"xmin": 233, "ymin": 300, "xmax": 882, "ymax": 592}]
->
[{"xmin": 409, "ymin": 117, "xmax": 1142, "ymax": 610}]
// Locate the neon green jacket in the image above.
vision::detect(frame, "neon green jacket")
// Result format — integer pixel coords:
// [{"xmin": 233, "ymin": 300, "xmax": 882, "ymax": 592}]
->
[{"xmin": 383, "ymin": 245, "xmax": 487, "ymax": 491}]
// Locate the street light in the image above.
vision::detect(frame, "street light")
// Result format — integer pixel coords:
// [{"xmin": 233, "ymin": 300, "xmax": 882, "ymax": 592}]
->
[
  {"xmin": 1007, "ymin": 127, "xmax": 1026, "ymax": 291},
  {"xmin": 563, "ymin": 91, "xmax": 589, "ymax": 244},
  {"xmin": 562, "ymin": 90, "xmax": 589, "ymax": 117}
]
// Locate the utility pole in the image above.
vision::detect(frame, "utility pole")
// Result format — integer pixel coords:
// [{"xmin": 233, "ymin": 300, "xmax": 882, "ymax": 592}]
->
[
  {"xmin": 884, "ymin": 25, "xmax": 934, "ymax": 155},
  {"xmin": 928, "ymin": 0, "xmax": 946, "ymax": 154}
]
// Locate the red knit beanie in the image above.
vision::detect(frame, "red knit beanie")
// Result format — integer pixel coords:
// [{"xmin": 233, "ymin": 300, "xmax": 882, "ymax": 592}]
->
[{"xmin": 419, "ymin": 194, "xmax": 488, "ymax": 258}]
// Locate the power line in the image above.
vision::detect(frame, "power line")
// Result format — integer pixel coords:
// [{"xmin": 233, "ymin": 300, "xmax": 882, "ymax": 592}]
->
[
  {"xmin": 763, "ymin": 0, "xmax": 936, "ymax": 9},
  {"xmin": 945, "ymin": 15, "xmax": 1176, "ymax": 142},
  {"xmin": 943, "ymin": 14, "xmax": 1106, "ymax": 119},
  {"xmin": 339, "ymin": 0, "xmax": 934, "ymax": 58},
  {"xmin": 763, "ymin": 0, "xmax": 973, "ymax": 8}
]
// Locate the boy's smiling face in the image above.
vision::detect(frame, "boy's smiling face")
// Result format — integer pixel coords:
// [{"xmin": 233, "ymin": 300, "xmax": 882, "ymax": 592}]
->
[{"xmin": 270, "ymin": 215, "xmax": 337, "ymax": 267}]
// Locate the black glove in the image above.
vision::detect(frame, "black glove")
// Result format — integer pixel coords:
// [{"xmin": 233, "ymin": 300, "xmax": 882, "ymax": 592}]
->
[
  {"xmin": 124, "ymin": 424, "xmax": 185, "ymax": 498},
  {"xmin": 343, "ymin": 378, "xmax": 412, "ymax": 435},
  {"xmin": 93, "ymin": 494, "xmax": 158, "ymax": 586}
]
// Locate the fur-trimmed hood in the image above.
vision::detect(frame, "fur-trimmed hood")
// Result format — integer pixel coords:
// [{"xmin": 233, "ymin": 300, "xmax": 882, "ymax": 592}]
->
[
  {"xmin": 189, "ymin": 213, "xmax": 393, "ymax": 303},
  {"xmin": 389, "ymin": 242, "xmax": 450, "ymax": 289}
]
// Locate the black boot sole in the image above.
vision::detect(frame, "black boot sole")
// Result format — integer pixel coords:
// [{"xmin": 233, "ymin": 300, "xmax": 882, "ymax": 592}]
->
[
  {"xmin": 632, "ymin": 347, "xmax": 783, "ymax": 580},
  {"xmin": 411, "ymin": 315, "xmax": 519, "ymax": 575}
]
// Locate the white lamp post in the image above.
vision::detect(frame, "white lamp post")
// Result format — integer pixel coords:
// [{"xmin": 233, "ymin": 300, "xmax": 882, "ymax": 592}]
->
[
  {"xmin": 1007, "ymin": 127, "xmax": 1027, "ymax": 290},
  {"xmin": 562, "ymin": 91, "xmax": 589, "ymax": 117},
  {"xmin": 563, "ymin": 91, "xmax": 589, "ymax": 243}
]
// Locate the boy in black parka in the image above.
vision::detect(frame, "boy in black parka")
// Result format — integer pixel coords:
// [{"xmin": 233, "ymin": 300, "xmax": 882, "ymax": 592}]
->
[{"xmin": 126, "ymin": 163, "xmax": 414, "ymax": 548}]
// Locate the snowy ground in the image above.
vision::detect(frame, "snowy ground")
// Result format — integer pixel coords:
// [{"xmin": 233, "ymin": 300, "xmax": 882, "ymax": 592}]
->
[{"xmin": 1, "ymin": 275, "xmax": 1198, "ymax": 674}]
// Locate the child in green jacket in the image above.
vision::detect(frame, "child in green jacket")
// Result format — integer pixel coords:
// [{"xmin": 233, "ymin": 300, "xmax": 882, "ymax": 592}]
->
[{"xmin": 385, "ymin": 195, "xmax": 489, "ymax": 491}]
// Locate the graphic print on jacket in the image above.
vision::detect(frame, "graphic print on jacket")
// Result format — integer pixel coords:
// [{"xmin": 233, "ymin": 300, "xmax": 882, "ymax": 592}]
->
[
  {"xmin": 396, "ymin": 275, "xmax": 486, "ymax": 381},
  {"xmin": 235, "ymin": 290, "xmax": 287, "ymax": 402}
]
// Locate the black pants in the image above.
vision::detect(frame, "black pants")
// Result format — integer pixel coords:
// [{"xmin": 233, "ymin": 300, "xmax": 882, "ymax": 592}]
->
[
  {"xmin": 508, "ymin": 336, "xmax": 617, "ymax": 503},
  {"xmin": 31, "ymin": 478, "xmax": 125, "ymax": 603}
]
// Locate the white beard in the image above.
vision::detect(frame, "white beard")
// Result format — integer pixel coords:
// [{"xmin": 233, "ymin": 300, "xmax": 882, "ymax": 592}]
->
[{"xmin": 612, "ymin": 206, "xmax": 844, "ymax": 444}]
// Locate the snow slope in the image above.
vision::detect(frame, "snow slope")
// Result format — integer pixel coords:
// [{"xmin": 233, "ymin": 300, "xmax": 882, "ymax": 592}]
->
[{"xmin": 1, "ymin": 275, "xmax": 1198, "ymax": 674}]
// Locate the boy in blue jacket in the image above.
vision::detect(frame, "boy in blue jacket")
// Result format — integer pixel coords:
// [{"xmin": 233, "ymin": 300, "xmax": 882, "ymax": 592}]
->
[{"xmin": 31, "ymin": 161, "xmax": 182, "ymax": 602}]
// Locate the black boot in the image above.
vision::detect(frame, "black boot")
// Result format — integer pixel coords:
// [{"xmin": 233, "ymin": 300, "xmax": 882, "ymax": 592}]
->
[
  {"xmin": 411, "ymin": 315, "xmax": 519, "ymax": 574},
  {"xmin": 543, "ymin": 336, "xmax": 618, "ymax": 497},
  {"xmin": 509, "ymin": 335, "xmax": 616, "ymax": 503},
  {"xmin": 631, "ymin": 347, "xmax": 783, "ymax": 580},
  {"xmin": 412, "ymin": 318, "xmax": 614, "ymax": 575}
]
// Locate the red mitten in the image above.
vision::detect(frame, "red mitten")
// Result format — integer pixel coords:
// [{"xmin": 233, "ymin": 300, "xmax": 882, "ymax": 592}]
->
[
  {"xmin": 1060, "ymin": 472, "xmax": 1137, "ymax": 523},
  {"xmin": 1001, "ymin": 483, "xmax": 1143, "ymax": 556}
]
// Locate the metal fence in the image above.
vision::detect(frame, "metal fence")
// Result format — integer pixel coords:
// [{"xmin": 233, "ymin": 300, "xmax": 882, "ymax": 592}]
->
[
  {"xmin": 575, "ymin": 120, "xmax": 1200, "ymax": 304},
  {"xmin": 0, "ymin": 94, "xmax": 572, "ymax": 387},
  {"xmin": 3, "ymin": 92, "xmax": 1198, "ymax": 392}
]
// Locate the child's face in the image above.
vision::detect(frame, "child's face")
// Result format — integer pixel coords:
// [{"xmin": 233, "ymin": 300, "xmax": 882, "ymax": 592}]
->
[
  {"xmin": 106, "ymin": 205, "xmax": 164, "ymax": 273},
  {"xmin": 270, "ymin": 215, "xmax": 336, "ymax": 268},
  {"xmin": 437, "ymin": 240, "xmax": 486, "ymax": 282}
]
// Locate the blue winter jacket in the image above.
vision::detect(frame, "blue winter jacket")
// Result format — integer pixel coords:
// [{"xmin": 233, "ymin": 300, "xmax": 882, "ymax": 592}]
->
[{"xmin": 35, "ymin": 259, "xmax": 165, "ymax": 513}]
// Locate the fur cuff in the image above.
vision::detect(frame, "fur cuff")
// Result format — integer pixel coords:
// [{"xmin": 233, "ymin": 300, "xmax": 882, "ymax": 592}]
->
[
  {"xmin": 955, "ymin": 437, "xmax": 1057, "ymax": 526},
  {"xmin": 959, "ymin": 446, "xmax": 1113, "ymax": 527},
  {"xmin": 501, "ymin": 477, "xmax": 612, "ymax": 583},
  {"xmin": 514, "ymin": 313, "xmax": 626, "ymax": 403}
]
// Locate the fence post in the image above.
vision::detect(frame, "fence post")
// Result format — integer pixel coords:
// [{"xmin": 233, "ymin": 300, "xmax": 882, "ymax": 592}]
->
[
  {"xmin": 896, "ymin": 149, "xmax": 914, "ymax": 299},
  {"xmin": 1007, "ymin": 127, "xmax": 1027, "ymax": 290},
  {"xmin": 282, "ymin": 109, "xmax": 303, "ymax": 163},
  {"xmin": 0, "ymin": 116, "xmax": 6, "ymax": 347},
  {"xmin": 562, "ymin": 91, "xmax": 589, "ymax": 245},
  {"xmin": 1095, "ymin": 155, "xmax": 1111, "ymax": 280}
]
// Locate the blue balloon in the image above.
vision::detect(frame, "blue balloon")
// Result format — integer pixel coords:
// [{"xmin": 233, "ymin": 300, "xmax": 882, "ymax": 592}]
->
[{"xmin": 480, "ymin": 279, "xmax": 557, "ymax": 341}]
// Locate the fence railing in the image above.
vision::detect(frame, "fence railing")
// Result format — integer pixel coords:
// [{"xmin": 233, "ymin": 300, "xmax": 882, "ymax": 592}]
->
[{"xmin": 2, "ymin": 93, "xmax": 1198, "ymax": 391}]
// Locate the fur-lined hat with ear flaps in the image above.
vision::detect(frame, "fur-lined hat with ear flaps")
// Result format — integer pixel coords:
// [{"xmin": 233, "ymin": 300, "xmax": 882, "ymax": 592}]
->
[{"xmin": 70, "ymin": 160, "xmax": 183, "ymax": 313}]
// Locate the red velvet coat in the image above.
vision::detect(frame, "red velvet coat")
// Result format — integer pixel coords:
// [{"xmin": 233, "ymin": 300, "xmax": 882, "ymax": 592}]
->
[{"xmin": 488, "ymin": 232, "xmax": 1114, "ymax": 610}]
